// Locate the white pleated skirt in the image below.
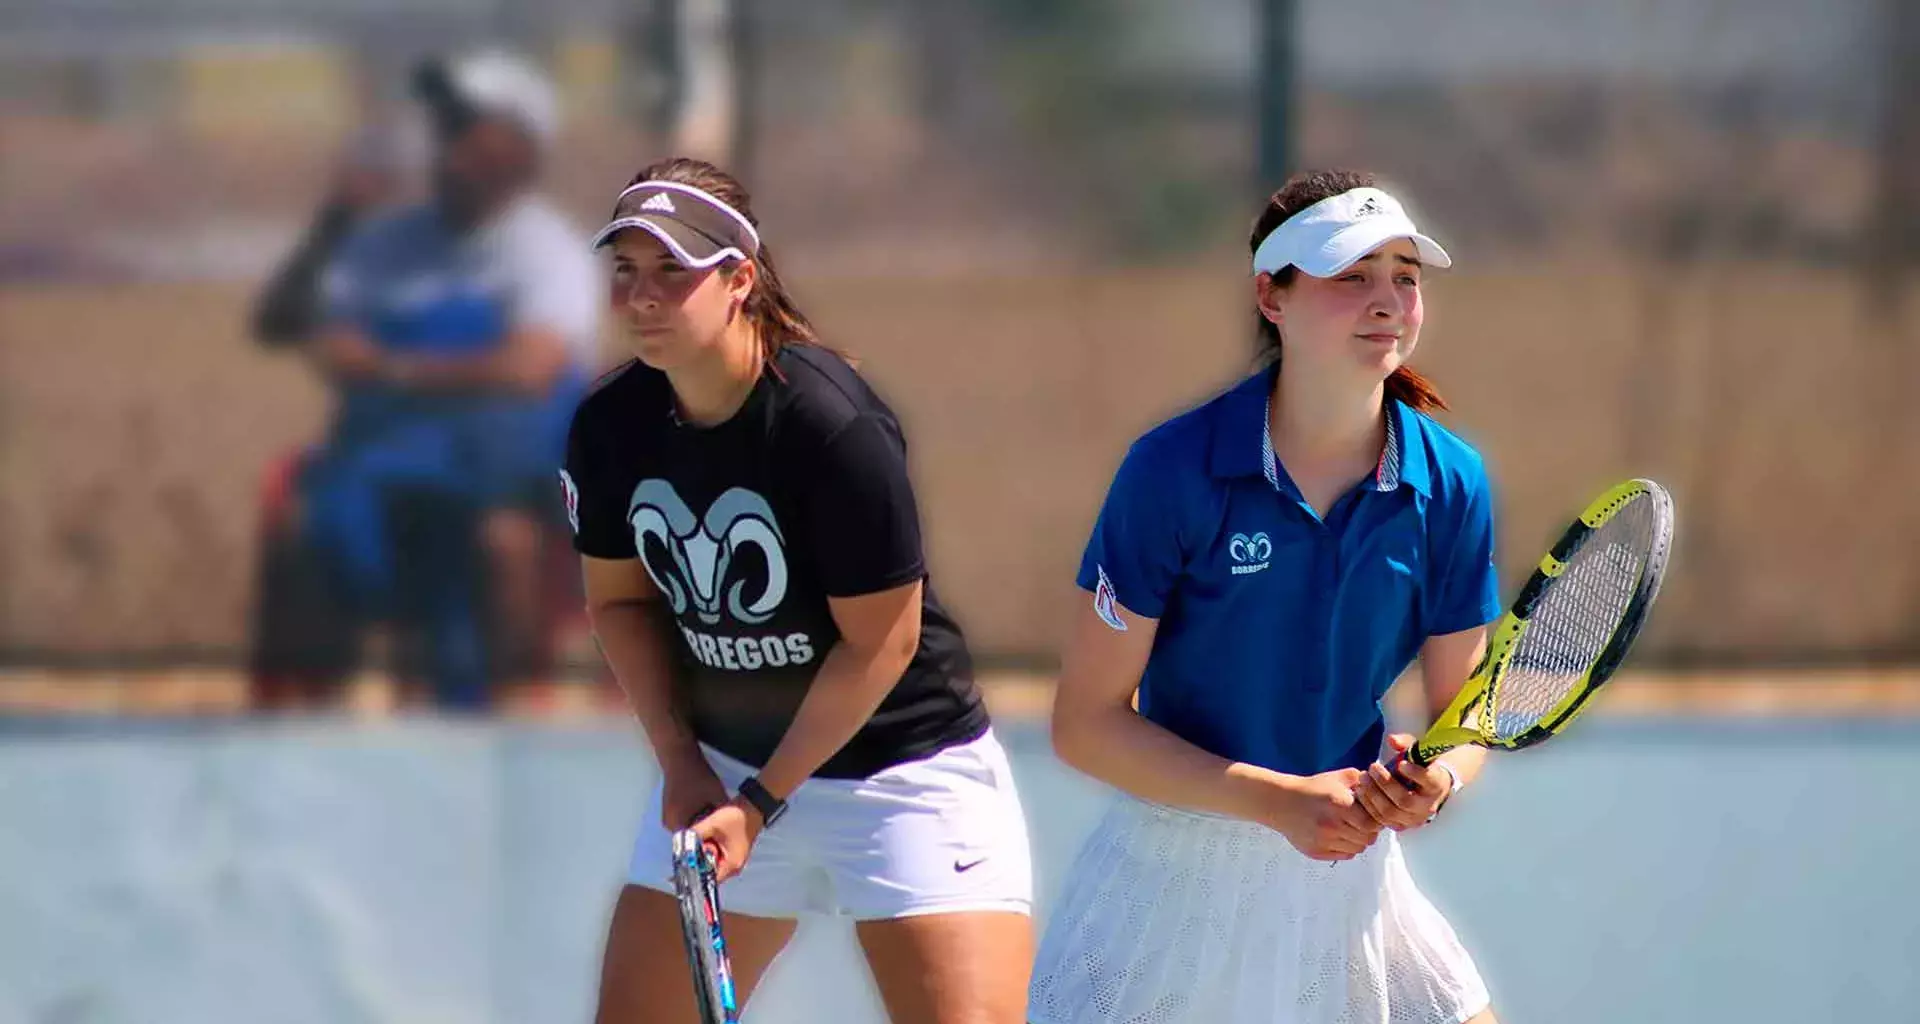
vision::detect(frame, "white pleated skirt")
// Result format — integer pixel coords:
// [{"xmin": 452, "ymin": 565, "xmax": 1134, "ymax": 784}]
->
[{"xmin": 1029, "ymin": 795, "xmax": 1489, "ymax": 1024}]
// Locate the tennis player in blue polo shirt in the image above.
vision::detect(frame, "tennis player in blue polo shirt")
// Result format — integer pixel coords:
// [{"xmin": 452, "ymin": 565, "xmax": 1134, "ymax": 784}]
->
[{"xmin": 1028, "ymin": 170, "xmax": 1504, "ymax": 1024}]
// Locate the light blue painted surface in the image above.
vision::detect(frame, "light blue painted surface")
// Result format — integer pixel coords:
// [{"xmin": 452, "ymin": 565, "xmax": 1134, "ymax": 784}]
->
[{"xmin": 0, "ymin": 716, "xmax": 1914, "ymax": 1023}]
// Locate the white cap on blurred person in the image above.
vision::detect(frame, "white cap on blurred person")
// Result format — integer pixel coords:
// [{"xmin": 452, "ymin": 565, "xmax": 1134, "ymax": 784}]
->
[
  {"xmin": 1251, "ymin": 187, "xmax": 1452, "ymax": 278},
  {"xmin": 415, "ymin": 48, "xmax": 561, "ymax": 149}
]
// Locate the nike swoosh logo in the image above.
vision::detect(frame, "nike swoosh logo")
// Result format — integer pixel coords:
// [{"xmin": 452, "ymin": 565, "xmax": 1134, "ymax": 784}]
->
[{"xmin": 953, "ymin": 857, "xmax": 988, "ymax": 873}]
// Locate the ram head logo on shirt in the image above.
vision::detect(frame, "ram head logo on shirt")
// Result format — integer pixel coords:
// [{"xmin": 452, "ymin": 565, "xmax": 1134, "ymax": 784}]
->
[
  {"xmin": 1229, "ymin": 532, "xmax": 1273, "ymax": 576},
  {"xmin": 628, "ymin": 480, "xmax": 788, "ymax": 625},
  {"xmin": 1229, "ymin": 532, "xmax": 1272, "ymax": 563}
]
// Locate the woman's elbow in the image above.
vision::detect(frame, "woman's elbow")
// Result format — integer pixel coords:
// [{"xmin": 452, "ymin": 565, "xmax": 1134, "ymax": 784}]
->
[
  {"xmin": 852, "ymin": 617, "xmax": 919, "ymax": 681},
  {"xmin": 585, "ymin": 595, "xmax": 653, "ymax": 638},
  {"xmin": 896, "ymin": 612, "xmax": 923, "ymax": 658},
  {"xmin": 1049, "ymin": 697, "xmax": 1099, "ymax": 771},
  {"xmin": 584, "ymin": 597, "xmax": 620, "ymax": 630}
]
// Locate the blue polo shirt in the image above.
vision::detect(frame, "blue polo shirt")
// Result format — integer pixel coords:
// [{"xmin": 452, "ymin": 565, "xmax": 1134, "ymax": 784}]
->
[{"xmin": 1077, "ymin": 367, "xmax": 1502, "ymax": 776}]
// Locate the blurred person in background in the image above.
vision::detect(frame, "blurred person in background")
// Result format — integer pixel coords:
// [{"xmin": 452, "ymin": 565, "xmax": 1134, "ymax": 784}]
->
[
  {"xmin": 247, "ymin": 119, "xmax": 418, "ymax": 711},
  {"xmin": 251, "ymin": 118, "xmax": 423, "ymax": 346},
  {"xmin": 1028, "ymin": 171, "xmax": 1502, "ymax": 1024},
  {"xmin": 248, "ymin": 49, "xmax": 601, "ymax": 712},
  {"xmin": 569, "ymin": 158, "xmax": 1034, "ymax": 1023}
]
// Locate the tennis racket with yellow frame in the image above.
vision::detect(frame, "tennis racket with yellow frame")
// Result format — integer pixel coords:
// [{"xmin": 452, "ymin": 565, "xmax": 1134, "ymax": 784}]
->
[{"xmin": 1404, "ymin": 478, "xmax": 1675, "ymax": 768}]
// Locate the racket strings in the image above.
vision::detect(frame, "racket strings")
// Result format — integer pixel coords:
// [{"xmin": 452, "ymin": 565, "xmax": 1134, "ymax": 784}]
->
[{"xmin": 1493, "ymin": 500, "xmax": 1659, "ymax": 739}]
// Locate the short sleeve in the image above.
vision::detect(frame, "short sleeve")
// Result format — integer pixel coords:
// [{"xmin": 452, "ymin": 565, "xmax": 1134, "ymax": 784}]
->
[
  {"xmin": 797, "ymin": 415, "xmax": 927, "ymax": 598},
  {"xmin": 1074, "ymin": 439, "xmax": 1186, "ymax": 621},
  {"xmin": 1427, "ymin": 461, "xmax": 1502, "ymax": 636},
  {"xmin": 563, "ymin": 406, "xmax": 637, "ymax": 560},
  {"xmin": 498, "ymin": 217, "xmax": 603, "ymax": 368}
]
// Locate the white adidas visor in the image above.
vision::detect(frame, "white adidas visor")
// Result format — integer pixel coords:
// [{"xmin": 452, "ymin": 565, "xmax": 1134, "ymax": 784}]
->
[
  {"xmin": 591, "ymin": 180, "xmax": 761, "ymax": 269},
  {"xmin": 1251, "ymin": 187, "xmax": 1452, "ymax": 278}
]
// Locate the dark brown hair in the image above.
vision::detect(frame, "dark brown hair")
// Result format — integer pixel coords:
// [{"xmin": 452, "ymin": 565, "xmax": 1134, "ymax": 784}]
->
[
  {"xmin": 627, "ymin": 156, "xmax": 825, "ymax": 365},
  {"xmin": 1250, "ymin": 169, "xmax": 1447, "ymax": 413}
]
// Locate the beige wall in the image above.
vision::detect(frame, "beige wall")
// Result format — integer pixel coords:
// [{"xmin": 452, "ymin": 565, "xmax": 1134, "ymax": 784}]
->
[{"xmin": 2, "ymin": 261, "xmax": 1913, "ymax": 663}]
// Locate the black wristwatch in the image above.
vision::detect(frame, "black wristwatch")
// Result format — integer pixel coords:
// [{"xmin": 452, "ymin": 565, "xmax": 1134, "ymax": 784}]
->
[{"xmin": 737, "ymin": 776, "xmax": 787, "ymax": 829}]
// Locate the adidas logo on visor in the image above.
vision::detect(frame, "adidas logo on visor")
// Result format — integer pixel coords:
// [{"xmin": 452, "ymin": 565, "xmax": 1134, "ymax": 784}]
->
[{"xmin": 639, "ymin": 192, "xmax": 676, "ymax": 214}]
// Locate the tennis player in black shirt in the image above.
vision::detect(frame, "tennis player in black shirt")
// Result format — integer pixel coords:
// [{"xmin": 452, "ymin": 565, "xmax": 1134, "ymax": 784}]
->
[{"xmin": 568, "ymin": 157, "xmax": 1034, "ymax": 1023}]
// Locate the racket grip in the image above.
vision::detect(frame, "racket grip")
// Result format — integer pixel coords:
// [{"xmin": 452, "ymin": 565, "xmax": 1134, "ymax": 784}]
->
[{"xmin": 1386, "ymin": 753, "xmax": 1420, "ymax": 791}]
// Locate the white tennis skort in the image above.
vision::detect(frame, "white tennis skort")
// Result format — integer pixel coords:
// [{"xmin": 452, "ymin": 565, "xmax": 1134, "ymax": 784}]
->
[
  {"xmin": 1029, "ymin": 794, "xmax": 1489, "ymax": 1024},
  {"xmin": 628, "ymin": 728, "xmax": 1032, "ymax": 921}
]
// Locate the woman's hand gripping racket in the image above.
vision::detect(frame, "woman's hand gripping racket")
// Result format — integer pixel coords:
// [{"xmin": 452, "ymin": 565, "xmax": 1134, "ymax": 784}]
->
[
  {"xmin": 671, "ymin": 829, "xmax": 741, "ymax": 1024},
  {"xmin": 1397, "ymin": 478, "xmax": 1676, "ymax": 779}
]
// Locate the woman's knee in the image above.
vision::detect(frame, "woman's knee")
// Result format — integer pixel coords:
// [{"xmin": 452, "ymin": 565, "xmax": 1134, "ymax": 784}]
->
[{"xmin": 856, "ymin": 910, "xmax": 1034, "ymax": 1024}]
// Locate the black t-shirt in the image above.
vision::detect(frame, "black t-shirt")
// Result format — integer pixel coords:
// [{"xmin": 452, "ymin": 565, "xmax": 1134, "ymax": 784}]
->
[{"xmin": 562, "ymin": 344, "xmax": 987, "ymax": 778}]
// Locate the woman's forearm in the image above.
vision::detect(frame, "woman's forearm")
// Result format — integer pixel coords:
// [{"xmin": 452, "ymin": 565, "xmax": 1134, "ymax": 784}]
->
[
  {"xmin": 589, "ymin": 599, "xmax": 701, "ymax": 767},
  {"xmin": 1053, "ymin": 701, "xmax": 1291, "ymax": 820},
  {"xmin": 753, "ymin": 637, "xmax": 915, "ymax": 800}
]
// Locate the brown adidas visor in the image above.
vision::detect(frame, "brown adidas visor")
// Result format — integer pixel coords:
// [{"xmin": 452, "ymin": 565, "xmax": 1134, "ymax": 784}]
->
[{"xmin": 590, "ymin": 181, "xmax": 761, "ymax": 268}]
